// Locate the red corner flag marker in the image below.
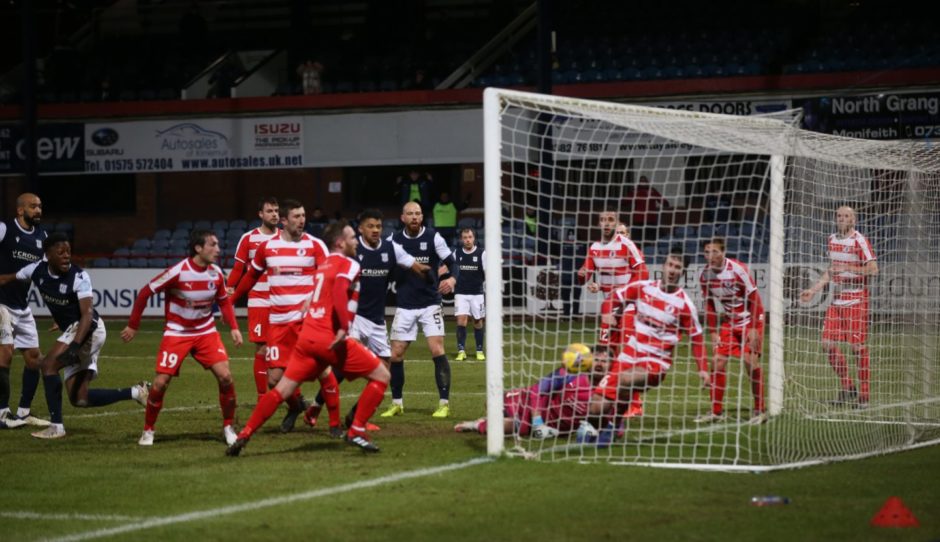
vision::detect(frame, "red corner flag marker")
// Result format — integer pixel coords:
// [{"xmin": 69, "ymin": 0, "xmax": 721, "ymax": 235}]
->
[{"xmin": 870, "ymin": 496, "xmax": 920, "ymax": 528}]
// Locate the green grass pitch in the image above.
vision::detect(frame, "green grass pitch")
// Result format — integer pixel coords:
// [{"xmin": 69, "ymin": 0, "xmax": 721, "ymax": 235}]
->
[{"xmin": 0, "ymin": 318, "xmax": 937, "ymax": 541}]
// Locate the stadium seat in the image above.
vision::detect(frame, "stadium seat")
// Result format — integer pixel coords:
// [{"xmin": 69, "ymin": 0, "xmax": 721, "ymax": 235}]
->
[
  {"xmin": 128, "ymin": 257, "xmax": 149, "ymax": 268},
  {"xmin": 248, "ymin": 219, "xmax": 262, "ymax": 230},
  {"xmin": 171, "ymin": 228, "xmax": 190, "ymax": 240},
  {"xmin": 131, "ymin": 238, "xmax": 152, "ymax": 250},
  {"xmin": 229, "ymin": 219, "xmax": 248, "ymax": 232},
  {"xmin": 113, "ymin": 247, "xmax": 131, "ymax": 257},
  {"xmin": 193, "ymin": 220, "xmax": 212, "ymax": 231},
  {"xmin": 153, "ymin": 229, "xmax": 172, "ymax": 240},
  {"xmin": 175, "ymin": 220, "xmax": 193, "ymax": 230},
  {"xmin": 148, "ymin": 257, "xmax": 168, "ymax": 268},
  {"xmin": 91, "ymin": 257, "xmax": 111, "ymax": 268},
  {"xmin": 212, "ymin": 220, "xmax": 229, "ymax": 232},
  {"xmin": 130, "ymin": 247, "xmax": 150, "ymax": 258},
  {"xmin": 226, "ymin": 229, "xmax": 244, "ymax": 243},
  {"xmin": 111, "ymin": 257, "xmax": 129, "ymax": 267}
]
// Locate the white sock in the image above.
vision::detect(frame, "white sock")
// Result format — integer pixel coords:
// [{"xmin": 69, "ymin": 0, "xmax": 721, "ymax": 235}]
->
[
  {"xmin": 0, "ymin": 407, "xmax": 10, "ymax": 416},
  {"xmin": 16, "ymin": 407, "xmax": 30, "ymax": 418},
  {"xmin": 52, "ymin": 423, "xmax": 65, "ymax": 432},
  {"xmin": 392, "ymin": 399, "xmax": 403, "ymax": 406},
  {"xmin": 440, "ymin": 399, "xmax": 449, "ymax": 406},
  {"xmin": 131, "ymin": 387, "xmax": 140, "ymax": 400}
]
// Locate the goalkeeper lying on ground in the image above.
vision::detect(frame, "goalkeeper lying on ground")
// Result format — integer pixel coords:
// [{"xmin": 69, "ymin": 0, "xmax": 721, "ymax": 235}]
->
[{"xmin": 454, "ymin": 344, "xmax": 609, "ymax": 438}]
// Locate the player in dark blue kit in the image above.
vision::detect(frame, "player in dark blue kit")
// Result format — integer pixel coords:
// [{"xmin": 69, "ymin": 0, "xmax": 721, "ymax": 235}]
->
[
  {"xmin": 381, "ymin": 201, "xmax": 459, "ymax": 419},
  {"xmin": 0, "ymin": 233, "xmax": 149, "ymax": 438},
  {"xmin": 303, "ymin": 209, "xmax": 427, "ymax": 429},
  {"xmin": 453, "ymin": 228, "xmax": 486, "ymax": 362},
  {"xmin": 0, "ymin": 193, "xmax": 49, "ymax": 429}
]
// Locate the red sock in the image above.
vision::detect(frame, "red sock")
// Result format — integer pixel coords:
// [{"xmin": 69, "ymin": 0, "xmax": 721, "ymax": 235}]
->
[
  {"xmin": 253, "ymin": 351, "xmax": 268, "ymax": 400},
  {"xmin": 857, "ymin": 347, "xmax": 870, "ymax": 401},
  {"xmin": 477, "ymin": 418, "xmax": 488, "ymax": 434},
  {"xmin": 711, "ymin": 370, "xmax": 727, "ymax": 415},
  {"xmin": 219, "ymin": 382, "xmax": 237, "ymax": 427},
  {"xmin": 630, "ymin": 390, "xmax": 643, "ymax": 412},
  {"xmin": 827, "ymin": 348, "xmax": 854, "ymax": 390},
  {"xmin": 239, "ymin": 388, "xmax": 284, "ymax": 439},
  {"xmin": 318, "ymin": 371, "xmax": 341, "ymax": 427},
  {"xmin": 285, "ymin": 387, "xmax": 303, "ymax": 412},
  {"xmin": 144, "ymin": 386, "xmax": 166, "ymax": 431},
  {"xmin": 349, "ymin": 380, "xmax": 387, "ymax": 434},
  {"xmin": 750, "ymin": 366, "xmax": 764, "ymax": 412}
]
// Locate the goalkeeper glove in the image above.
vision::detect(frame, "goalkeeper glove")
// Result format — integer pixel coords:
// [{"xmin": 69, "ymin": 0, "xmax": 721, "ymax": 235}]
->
[{"xmin": 56, "ymin": 342, "xmax": 82, "ymax": 366}]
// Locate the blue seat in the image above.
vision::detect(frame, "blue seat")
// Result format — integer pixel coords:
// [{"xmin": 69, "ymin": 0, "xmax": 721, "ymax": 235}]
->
[
  {"xmin": 148, "ymin": 257, "xmax": 168, "ymax": 268},
  {"xmin": 175, "ymin": 220, "xmax": 193, "ymax": 230},
  {"xmin": 113, "ymin": 247, "xmax": 131, "ymax": 257},
  {"xmin": 229, "ymin": 219, "xmax": 248, "ymax": 232},
  {"xmin": 698, "ymin": 224, "xmax": 714, "ymax": 239},
  {"xmin": 248, "ymin": 219, "xmax": 262, "ymax": 230},
  {"xmin": 171, "ymin": 228, "xmax": 190, "ymax": 240},
  {"xmin": 111, "ymin": 257, "xmax": 129, "ymax": 267},
  {"xmin": 193, "ymin": 220, "xmax": 212, "ymax": 231},
  {"xmin": 131, "ymin": 238, "xmax": 152, "ymax": 250},
  {"xmin": 128, "ymin": 257, "xmax": 149, "ymax": 268},
  {"xmin": 153, "ymin": 229, "xmax": 172, "ymax": 240},
  {"xmin": 212, "ymin": 220, "xmax": 229, "ymax": 232},
  {"xmin": 91, "ymin": 257, "xmax": 111, "ymax": 268},
  {"xmin": 226, "ymin": 229, "xmax": 244, "ymax": 243}
]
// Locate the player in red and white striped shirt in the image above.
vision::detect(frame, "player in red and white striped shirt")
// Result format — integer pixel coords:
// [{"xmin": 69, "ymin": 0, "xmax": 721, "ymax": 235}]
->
[
  {"xmin": 231, "ymin": 199, "xmax": 340, "ymax": 432},
  {"xmin": 226, "ymin": 196, "xmax": 279, "ymax": 401},
  {"xmin": 585, "ymin": 251, "xmax": 709, "ymax": 441},
  {"xmin": 800, "ymin": 206, "xmax": 878, "ymax": 407},
  {"xmin": 696, "ymin": 237, "xmax": 766, "ymax": 424},
  {"xmin": 227, "ymin": 221, "xmax": 390, "ymax": 456},
  {"xmin": 121, "ymin": 229, "xmax": 243, "ymax": 447},
  {"xmin": 578, "ymin": 209, "xmax": 649, "ymax": 418}
]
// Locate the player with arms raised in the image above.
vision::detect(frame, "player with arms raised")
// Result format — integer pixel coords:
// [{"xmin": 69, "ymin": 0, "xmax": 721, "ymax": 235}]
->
[
  {"xmin": 226, "ymin": 196, "xmax": 279, "ymax": 402},
  {"xmin": 800, "ymin": 205, "xmax": 878, "ymax": 407},
  {"xmin": 695, "ymin": 237, "xmax": 766, "ymax": 425},
  {"xmin": 227, "ymin": 221, "xmax": 390, "ymax": 455}
]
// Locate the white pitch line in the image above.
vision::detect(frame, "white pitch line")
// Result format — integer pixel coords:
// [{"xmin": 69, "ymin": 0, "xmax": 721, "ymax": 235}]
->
[
  {"xmin": 2, "ymin": 512, "xmax": 145, "ymax": 522},
  {"xmin": 46, "ymin": 456, "xmax": 494, "ymax": 542}
]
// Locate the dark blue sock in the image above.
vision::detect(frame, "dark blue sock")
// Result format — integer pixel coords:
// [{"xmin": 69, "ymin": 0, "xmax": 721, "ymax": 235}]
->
[
  {"xmin": 390, "ymin": 362, "xmax": 405, "ymax": 400},
  {"xmin": 433, "ymin": 355, "xmax": 451, "ymax": 400},
  {"xmin": 42, "ymin": 374, "xmax": 64, "ymax": 424},
  {"xmin": 456, "ymin": 326, "xmax": 467, "ymax": 351},
  {"xmin": 474, "ymin": 327, "xmax": 484, "ymax": 352},
  {"xmin": 19, "ymin": 366, "xmax": 40, "ymax": 410},
  {"xmin": 0, "ymin": 366, "xmax": 10, "ymax": 410},
  {"xmin": 87, "ymin": 388, "xmax": 132, "ymax": 407}
]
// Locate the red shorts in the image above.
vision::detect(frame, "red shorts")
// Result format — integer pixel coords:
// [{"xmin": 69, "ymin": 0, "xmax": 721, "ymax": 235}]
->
[
  {"xmin": 155, "ymin": 332, "xmax": 229, "ymax": 376},
  {"xmin": 593, "ymin": 359, "xmax": 666, "ymax": 401},
  {"xmin": 284, "ymin": 333, "xmax": 382, "ymax": 383},
  {"xmin": 266, "ymin": 321, "xmax": 302, "ymax": 369},
  {"xmin": 715, "ymin": 322, "xmax": 764, "ymax": 358},
  {"xmin": 247, "ymin": 306, "xmax": 269, "ymax": 343},
  {"xmin": 823, "ymin": 298, "xmax": 869, "ymax": 344}
]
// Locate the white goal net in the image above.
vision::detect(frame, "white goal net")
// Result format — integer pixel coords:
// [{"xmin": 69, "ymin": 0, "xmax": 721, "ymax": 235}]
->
[{"xmin": 483, "ymin": 88, "xmax": 940, "ymax": 471}]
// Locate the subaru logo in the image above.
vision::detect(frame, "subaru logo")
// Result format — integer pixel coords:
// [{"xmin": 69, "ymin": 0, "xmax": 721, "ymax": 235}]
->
[{"xmin": 92, "ymin": 128, "xmax": 119, "ymax": 147}]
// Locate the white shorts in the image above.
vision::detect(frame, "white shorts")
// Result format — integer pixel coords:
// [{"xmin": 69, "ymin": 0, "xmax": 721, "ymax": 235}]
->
[
  {"xmin": 58, "ymin": 318, "xmax": 106, "ymax": 382},
  {"xmin": 454, "ymin": 294, "xmax": 485, "ymax": 320},
  {"xmin": 349, "ymin": 316, "xmax": 391, "ymax": 358},
  {"xmin": 390, "ymin": 305, "xmax": 445, "ymax": 342},
  {"xmin": 0, "ymin": 304, "xmax": 40, "ymax": 349}
]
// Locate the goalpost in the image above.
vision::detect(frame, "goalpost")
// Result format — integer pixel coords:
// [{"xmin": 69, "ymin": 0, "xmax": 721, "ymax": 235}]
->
[{"xmin": 483, "ymin": 88, "xmax": 940, "ymax": 470}]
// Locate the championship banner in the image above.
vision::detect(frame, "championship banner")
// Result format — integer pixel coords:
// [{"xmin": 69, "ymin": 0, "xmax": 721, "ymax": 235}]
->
[{"xmin": 83, "ymin": 117, "xmax": 304, "ymax": 174}]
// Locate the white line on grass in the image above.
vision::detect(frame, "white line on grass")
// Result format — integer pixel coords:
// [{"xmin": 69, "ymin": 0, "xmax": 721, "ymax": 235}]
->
[
  {"xmin": 46, "ymin": 456, "xmax": 494, "ymax": 542},
  {"xmin": 2, "ymin": 512, "xmax": 145, "ymax": 522},
  {"xmin": 66, "ymin": 391, "xmax": 486, "ymax": 419}
]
